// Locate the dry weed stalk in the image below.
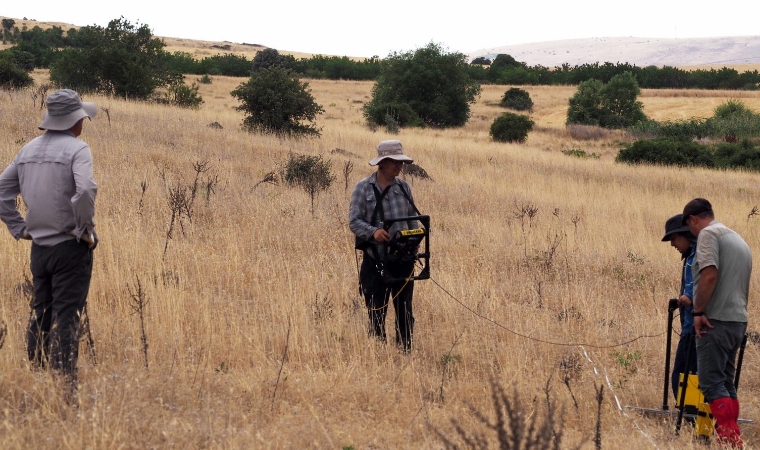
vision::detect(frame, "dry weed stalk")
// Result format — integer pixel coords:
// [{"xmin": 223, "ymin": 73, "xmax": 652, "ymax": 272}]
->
[
  {"xmin": 101, "ymin": 106, "xmax": 111, "ymax": 126},
  {"xmin": 437, "ymin": 332, "xmax": 463, "ymax": 403},
  {"xmin": 271, "ymin": 321, "xmax": 291, "ymax": 413},
  {"xmin": 434, "ymin": 377, "xmax": 574, "ymax": 449},
  {"xmin": 137, "ymin": 181, "xmax": 147, "ymax": 216},
  {"xmin": 162, "ymin": 160, "xmax": 216, "ymax": 256},
  {"xmin": 128, "ymin": 276, "xmax": 150, "ymax": 369},
  {"xmin": 254, "ymin": 171, "xmax": 278, "ymax": 188},
  {"xmin": 0, "ymin": 318, "xmax": 6, "ymax": 350},
  {"xmin": 78, "ymin": 304, "xmax": 98, "ymax": 364},
  {"xmin": 342, "ymin": 160, "xmax": 354, "ymax": 190},
  {"xmin": 594, "ymin": 383, "xmax": 604, "ymax": 450},
  {"xmin": 747, "ymin": 205, "xmax": 758, "ymax": 223}
]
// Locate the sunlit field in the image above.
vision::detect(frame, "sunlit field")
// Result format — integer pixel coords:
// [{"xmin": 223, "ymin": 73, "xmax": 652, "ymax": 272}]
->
[{"xmin": 2, "ymin": 66, "xmax": 760, "ymax": 449}]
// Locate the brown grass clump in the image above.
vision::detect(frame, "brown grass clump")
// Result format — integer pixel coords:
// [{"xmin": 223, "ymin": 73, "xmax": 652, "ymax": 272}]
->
[{"xmin": 0, "ymin": 70, "xmax": 758, "ymax": 449}]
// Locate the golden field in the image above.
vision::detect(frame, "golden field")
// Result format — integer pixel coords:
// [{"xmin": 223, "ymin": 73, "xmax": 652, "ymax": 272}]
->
[{"xmin": 1, "ymin": 68, "xmax": 760, "ymax": 450}]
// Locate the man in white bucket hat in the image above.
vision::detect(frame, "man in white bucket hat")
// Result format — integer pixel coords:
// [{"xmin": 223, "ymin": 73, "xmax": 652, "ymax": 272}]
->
[
  {"xmin": 0, "ymin": 89, "xmax": 98, "ymax": 395},
  {"xmin": 349, "ymin": 140, "xmax": 419, "ymax": 351}
]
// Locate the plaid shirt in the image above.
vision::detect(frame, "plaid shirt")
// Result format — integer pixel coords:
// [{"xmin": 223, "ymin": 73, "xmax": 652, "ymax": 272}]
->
[{"xmin": 349, "ymin": 172, "xmax": 418, "ymax": 260}]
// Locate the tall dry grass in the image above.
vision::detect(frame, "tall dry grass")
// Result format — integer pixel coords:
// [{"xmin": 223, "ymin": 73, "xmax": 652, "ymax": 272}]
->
[{"xmin": 0, "ymin": 75, "xmax": 759, "ymax": 449}]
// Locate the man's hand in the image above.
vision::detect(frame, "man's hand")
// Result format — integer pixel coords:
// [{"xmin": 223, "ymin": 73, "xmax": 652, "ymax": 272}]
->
[
  {"xmin": 694, "ymin": 315, "xmax": 713, "ymax": 338},
  {"xmin": 68, "ymin": 230, "xmax": 97, "ymax": 248},
  {"xmin": 372, "ymin": 228, "xmax": 391, "ymax": 243},
  {"xmin": 81, "ymin": 232, "xmax": 96, "ymax": 248},
  {"xmin": 677, "ymin": 294, "xmax": 692, "ymax": 307}
]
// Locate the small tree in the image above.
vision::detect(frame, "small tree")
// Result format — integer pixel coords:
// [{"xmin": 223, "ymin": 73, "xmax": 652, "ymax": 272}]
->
[
  {"xmin": 566, "ymin": 72, "xmax": 646, "ymax": 128},
  {"xmin": 283, "ymin": 153, "xmax": 335, "ymax": 214},
  {"xmin": 49, "ymin": 17, "xmax": 178, "ymax": 99},
  {"xmin": 167, "ymin": 81, "xmax": 204, "ymax": 109},
  {"xmin": 471, "ymin": 56, "xmax": 491, "ymax": 65},
  {"xmin": 231, "ymin": 67, "xmax": 324, "ymax": 137},
  {"xmin": 1, "ymin": 19, "xmax": 15, "ymax": 32},
  {"xmin": 363, "ymin": 42, "xmax": 481, "ymax": 128},
  {"xmin": 490, "ymin": 112, "xmax": 534, "ymax": 143},
  {"xmin": 500, "ymin": 87, "xmax": 533, "ymax": 111},
  {"xmin": 0, "ymin": 53, "xmax": 33, "ymax": 89}
]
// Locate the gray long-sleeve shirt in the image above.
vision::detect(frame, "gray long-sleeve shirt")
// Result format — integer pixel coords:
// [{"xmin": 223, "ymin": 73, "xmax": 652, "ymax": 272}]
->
[{"xmin": 0, "ymin": 130, "xmax": 97, "ymax": 247}]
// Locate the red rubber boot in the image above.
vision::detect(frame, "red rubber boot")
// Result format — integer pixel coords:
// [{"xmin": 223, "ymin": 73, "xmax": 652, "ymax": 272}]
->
[{"xmin": 711, "ymin": 397, "xmax": 743, "ymax": 448}]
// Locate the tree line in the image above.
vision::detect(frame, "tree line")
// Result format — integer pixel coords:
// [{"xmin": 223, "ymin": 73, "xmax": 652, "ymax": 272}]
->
[
  {"xmin": 2, "ymin": 19, "xmax": 758, "ymax": 90},
  {"xmin": 467, "ymin": 55, "xmax": 760, "ymax": 90}
]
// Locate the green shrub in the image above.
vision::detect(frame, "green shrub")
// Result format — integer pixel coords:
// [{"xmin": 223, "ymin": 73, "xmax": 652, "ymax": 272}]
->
[
  {"xmin": 197, "ymin": 74, "xmax": 212, "ymax": 84},
  {"xmin": 562, "ymin": 149, "xmax": 600, "ymax": 159},
  {"xmin": 629, "ymin": 118, "xmax": 711, "ymax": 141},
  {"xmin": 471, "ymin": 56, "xmax": 491, "ymax": 65},
  {"xmin": 363, "ymin": 42, "xmax": 481, "ymax": 128},
  {"xmin": 231, "ymin": 67, "xmax": 324, "ymax": 137},
  {"xmin": 567, "ymin": 72, "xmax": 646, "ymax": 129},
  {"xmin": 616, "ymin": 139, "xmax": 712, "ymax": 167},
  {"xmin": 363, "ymin": 102, "xmax": 424, "ymax": 128},
  {"xmin": 499, "ymin": 87, "xmax": 533, "ymax": 111},
  {"xmin": 490, "ymin": 112, "xmax": 534, "ymax": 143},
  {"xmin": 713, "ymin": 99, "xmax": 755, "ymax": 120},
  {"xmin": 283, "ymin": 153, "xmax": 335, "ymax": 214},
  {"xmin": 168, "ymin": 81, "xmax": 204, "ymax": 109},
  {"xmin": 0, "ymin": 55, "xmax": 33, "ymax": 89},
  {"xmin": 628, "ymin": 100, "xmax": 760, "ymax": 142}
]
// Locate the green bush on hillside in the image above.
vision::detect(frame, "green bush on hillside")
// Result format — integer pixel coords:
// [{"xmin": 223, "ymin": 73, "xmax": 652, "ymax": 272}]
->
[
  {"xmin": 363, "ymin": 102, "xmax": 425, "ymax": 129},
  {"xmin": 231, "ymin": 67, "xmax": 324, "ymax": 137},
  {"xmin": 629, "ymin": 99, "xmax": 760, "ymax": 142},
  {"xmin": 49, "ymin": 18, "xmax": 178, "ymax": 99},
  {"xmin": 490, "ymin": 112, "xmax": 534, "ymax": 143},
  {"xmin": 499, "ymin": 87, "xmax": 533, "ymax": 111},
  {"xmin": 616, "ymin": 138, "xmax": 760, "ymax": 171},
  {"xmin": 567, "ymin": 72, "xmax": 646, "ymax": 129},
  {"xmin": 363, "ymin": 42, "xmax": 481, "ymax": 128}
]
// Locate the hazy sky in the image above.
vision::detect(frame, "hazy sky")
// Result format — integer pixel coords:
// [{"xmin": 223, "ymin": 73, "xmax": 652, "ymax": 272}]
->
[{"xmin": 5, "ymin": 1, "xmax": 759, "ymax": 57}]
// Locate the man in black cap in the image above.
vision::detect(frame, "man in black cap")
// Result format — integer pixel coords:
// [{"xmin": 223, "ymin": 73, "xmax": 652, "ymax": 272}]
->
[
  {"xmin": 661, "ymin": 214, "xmax": 698, "ymax": 402},
  {"xmin": 683, "ymin": 198, "xmax": 750, "ymax": 448},
  {"xmin": 0, "ymin": 89, "xmax": 98, "ymax": 394}
]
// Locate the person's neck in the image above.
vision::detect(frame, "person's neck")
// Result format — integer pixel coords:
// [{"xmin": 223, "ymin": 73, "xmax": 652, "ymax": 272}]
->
[{"xmin": 377, "ymin": 171, "xmax": 395, "ymax": 190}]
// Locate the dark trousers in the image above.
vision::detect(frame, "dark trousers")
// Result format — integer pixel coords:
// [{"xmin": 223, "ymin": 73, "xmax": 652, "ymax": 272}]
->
[
  {"xmin": 672, "ymin": 332, "xmax": 699, "ymax": 400},
  {"xmin": 696, "ymin": 319, "xmax": 746, "ymax": 403},
  {"xmin": 28, "ymin": 239, "xmax": 93, "ymax": 384},
  {"xmin": 359, "ymin": 255, "xmax": 414, "ymax": 350}
]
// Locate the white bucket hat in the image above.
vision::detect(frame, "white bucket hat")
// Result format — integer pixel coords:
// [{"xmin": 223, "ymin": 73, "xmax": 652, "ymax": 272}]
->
[
  {"xmin": 38, "ymin": 89, "xmax": 97, "ymax": 131},
  {"xmin": 369, "ymin": 140, "xmax": 414, "ymax": 166}
]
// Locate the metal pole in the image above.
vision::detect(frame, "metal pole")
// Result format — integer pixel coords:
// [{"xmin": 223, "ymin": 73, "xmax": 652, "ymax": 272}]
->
[
  {"xmin": 676, "ymin": 331, "xmax": 696, "ymax": 434},
  {"xmin": 663, "ymin": 299, "xmax": 678, "ymax": 410},
  {"xmin": 734, "ymin": 333, "xmax": 748, "ymax": 389}
]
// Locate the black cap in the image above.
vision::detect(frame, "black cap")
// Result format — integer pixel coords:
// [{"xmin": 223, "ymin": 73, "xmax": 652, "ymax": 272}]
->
[
  {"xmin": 662, "ymin": 214, "xmax": 692, "ymax": 241},
  {"xmin": 682, "ymin": 198, "xmax": 713, "ymax": 224}
]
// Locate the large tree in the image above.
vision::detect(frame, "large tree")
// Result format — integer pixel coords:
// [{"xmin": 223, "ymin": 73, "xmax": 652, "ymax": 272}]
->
[
  {"xmin": 363, "ymin": 42, "xmax": 481, "ymax": 128},
  {"xmin": 50, "ymin": 17, "xmax": 179, "ymax": 99}
]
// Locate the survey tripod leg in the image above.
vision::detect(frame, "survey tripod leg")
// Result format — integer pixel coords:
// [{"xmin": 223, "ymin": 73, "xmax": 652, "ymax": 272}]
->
[
  {"xmin": 662, "ymin": 299, "xmax": 678, "ymax": 411},
  {"xmin": 675, "ymin": 331, "xmax": 697, "ymax": 434}
]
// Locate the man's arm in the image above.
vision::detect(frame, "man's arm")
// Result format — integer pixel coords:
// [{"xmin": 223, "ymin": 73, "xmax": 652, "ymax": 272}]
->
[
  {"xmin": 694, "ymin": 265, "xmax": 717, "ymax": 313},
  {"xmin": 348, "ymin": 181, "xmax": 376, "ymax": 241},
  {"xmin": 693, "ymin": 265, "xmax": 717, "ymax": 337},
  {"xmin": 70, "ymin": 146, "xmax": 98, "ymax": 239},
  {"xmin": 0, "ymin": 160, "xmax": 28, "ymax": 239}
]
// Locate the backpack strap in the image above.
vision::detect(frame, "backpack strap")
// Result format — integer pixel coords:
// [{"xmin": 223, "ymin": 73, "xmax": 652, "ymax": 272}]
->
[{"xmin": 396, "ymin": 182, "xmax": 421, "ymax": 215}]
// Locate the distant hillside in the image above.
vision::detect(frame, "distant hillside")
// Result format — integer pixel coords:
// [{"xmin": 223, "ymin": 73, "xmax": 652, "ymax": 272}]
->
[{"xmin": 469, "ymin": 36, "xmax": 760, "ymax": 68}]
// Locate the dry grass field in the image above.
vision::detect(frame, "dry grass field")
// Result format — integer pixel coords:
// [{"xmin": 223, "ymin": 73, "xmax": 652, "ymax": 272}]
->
[{"xmin": 2, "ymin": 68, "xmax": 760, "ymax": 449}]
